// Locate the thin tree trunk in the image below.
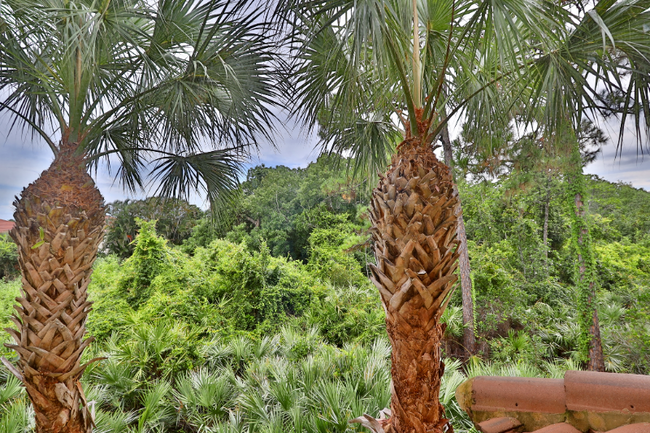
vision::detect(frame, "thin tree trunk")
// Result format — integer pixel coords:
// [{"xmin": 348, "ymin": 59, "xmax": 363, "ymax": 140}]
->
[
  {"xmin": 543, "ymin": 176, "xmax": 550, "ymax": 268},
  {"xmin": 441, "ymin": 122, "xmax": 453, "ymax": 168},
  {"xmin": 574, "ymin": 190, "xmax": 606, "ymax": 372},
  {"xmin": 441, "ymin": 124, "xmax": 476, "ymax": 355},
  {"xmin": 588, "ymin": 296, "xmax": 605, "ymax": 371},
  {"xmin": 456, "ymin": 215, "xmax": 475, "ymax": 355},
  {"xmin": 3, "ymin": 142, "xmax": 103, "ymax": 432},
  {"xmin": 369, "ymin": 139, "xmax": 459, "ymax": 433},
  {"xmin": 567, "ymin": 140, "xmax": 605, "ymax": 372}
]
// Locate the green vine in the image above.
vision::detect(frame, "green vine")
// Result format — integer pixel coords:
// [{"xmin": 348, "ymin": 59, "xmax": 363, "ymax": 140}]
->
[{"xmin": 565, "ymin": 140, "xmax": 597, "ymax": 363}]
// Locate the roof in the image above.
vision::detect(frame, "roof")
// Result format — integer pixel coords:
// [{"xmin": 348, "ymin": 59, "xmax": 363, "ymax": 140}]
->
[
  {"xmin": 0, "ymin": 219, "xmax": 15, "ymax": 234},
  {"xmin": 457, "ymin": 370, "xmax": 650, "ymax": 433}
]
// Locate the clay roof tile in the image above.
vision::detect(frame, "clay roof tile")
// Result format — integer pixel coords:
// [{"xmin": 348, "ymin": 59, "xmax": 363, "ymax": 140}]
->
[
  {"xmin": 0, "ymin": 219, "xmax": 15, "ymax": 234},
  {"xmin": 477, "ymin": 417, "xmax": 523, "ymax": 433},
  {"xmin": 532, "ymin": 423, "xmax": 581, "ymax": 433}
]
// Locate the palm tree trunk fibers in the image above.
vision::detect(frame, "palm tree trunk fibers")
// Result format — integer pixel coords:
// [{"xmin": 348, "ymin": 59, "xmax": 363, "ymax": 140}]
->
[
  {"xmin": 369, "ymin": 139, "xmax": 459, "ymax": 433},
  {"xmin": 4, "ymin": 142, "xmax": 104, "ymax": 432}
]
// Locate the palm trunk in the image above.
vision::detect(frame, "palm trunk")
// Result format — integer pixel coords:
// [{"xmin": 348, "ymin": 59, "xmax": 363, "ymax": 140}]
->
[
  {"xmin": 369, "ymin": 138, "xmax": 459, "ymax": 433},
  {"xmin": 566, "ymin": 141, "xmax": 605, "ymax": 372},
  {"xmin": 2, "ymin": 142, "xmax": 104, "ymax": 432},
  {"xmin": 441, "ymin": 125, "xmax": 475, "ymax": 355}
]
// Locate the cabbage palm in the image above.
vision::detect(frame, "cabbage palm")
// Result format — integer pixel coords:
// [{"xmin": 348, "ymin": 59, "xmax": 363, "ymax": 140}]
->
[
  {"xmin": 284, "ymin": 0, "xmax": 650, "ymax": 431},
  {"xmin": 0, "ymin": 0, "xmax": 278, "ymax": 430}
]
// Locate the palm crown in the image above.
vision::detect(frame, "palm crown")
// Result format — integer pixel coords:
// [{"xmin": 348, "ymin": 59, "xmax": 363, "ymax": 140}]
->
[
  {"xmin": 287, "ymin": 0, "xmax": 649, "ymax": 170},
  {"xmin": 0, "ymin": 0, "xmax": 279, "ymax": 205}
]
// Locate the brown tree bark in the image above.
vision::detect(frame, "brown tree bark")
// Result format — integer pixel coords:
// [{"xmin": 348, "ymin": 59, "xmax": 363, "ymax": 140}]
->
[
  {"xmin": 574, "ymin": 191, "xmax": 605, "ymax": 372},
  {"xmin": 456, "ymin": 215, "xmax": 475, "ymax": 355},
  {"xmin": 3, "ymin": 143, "xmax": 103, "ymax": 432},
  {"xmin": 369, "ymin": 138, "xmax": 459, "ymax": 433},
  {"xmin": 587, "ymin": 283, "xmax": 606, "ymax": 371},
  {"xmin": 543, "ymin": 181, "xmax": 550, "ymax": 266},
  {"xmin": 441, "ymin": 124, "xmax": 476, "ymax": 355}
]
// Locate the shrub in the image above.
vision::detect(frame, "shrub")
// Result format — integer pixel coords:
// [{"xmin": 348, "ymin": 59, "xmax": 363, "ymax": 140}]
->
[
  {"xmin": 118, "ymin": 219, "xmax": 174, "ymax": 307},
  {"xmin": 0, "ymin": 234, "xmax": 18, "ymax": 280},
  {"xmin": 193, "ymin": 240, "xmax": 319, "ymax": 334}
]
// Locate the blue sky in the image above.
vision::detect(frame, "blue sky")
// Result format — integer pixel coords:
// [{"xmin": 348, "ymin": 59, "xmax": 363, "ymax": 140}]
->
[{"xmin": 0, "ymin": 114, "xmax": 648, "ymax": 221}]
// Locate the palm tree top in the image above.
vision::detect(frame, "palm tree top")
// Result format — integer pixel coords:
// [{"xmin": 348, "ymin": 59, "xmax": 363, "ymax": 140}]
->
[
  {"xmin": 282, "ymin": 0, "xmax": 650, "ymax": 172},
  {"xmin": 0, "ymin": 0, "xmax": 281, "ymax": 209}
]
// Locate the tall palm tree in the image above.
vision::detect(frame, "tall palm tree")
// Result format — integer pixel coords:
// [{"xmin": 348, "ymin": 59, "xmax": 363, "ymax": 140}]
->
[
  {"xmin": 283, "ymin": 0, "xmax": 650, "ymax": 431},
  {"xmin": 0, "ymin": 0, "xmax": 278, "ymax": 430}
]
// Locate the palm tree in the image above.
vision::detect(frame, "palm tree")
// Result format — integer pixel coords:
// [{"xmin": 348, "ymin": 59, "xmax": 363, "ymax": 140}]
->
[
  {"xmin": 282, "ymin": 0, "xmax": 650, "ymax": 431},
  {"xmin": 0, "ymin": 0, "xmax": 278, "ymax": 430}
]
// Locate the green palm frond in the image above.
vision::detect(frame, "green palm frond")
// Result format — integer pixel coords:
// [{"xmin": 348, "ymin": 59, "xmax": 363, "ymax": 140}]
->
[
  {"xmin": 0, "ymin": 397, "xmax": 33, "ymax": 433},
  {"xmin": 0, "ymin": 0, "xmax": 281, "ymax": 211},
  {"xmin": 174, "ymin": 369, "xmax": 235, "ymax": 427},
  {"xmin": 281, "ymin": 0, "xmax": 650, "ymax": 169},
  {"xmin": 526, "ymin": 0, "xmax": 650, "ymax": 138},
  {"xmin": 0, "ymin": 376, "xmax": 23, "ymax": 406},
  {"xmin": 321, "ymin": 114, "xmax": 400, "ymax": 178},
  {"xmin": 136, "ymin": 381, "xmax": 173, "ymax": 433},
  {"xmin": 93, "ymin": 400, "xmax": 136, "ymax": 433},
  {"xmin": 150, "ymin": 148, "xmax": 243, "ymax": 218}
]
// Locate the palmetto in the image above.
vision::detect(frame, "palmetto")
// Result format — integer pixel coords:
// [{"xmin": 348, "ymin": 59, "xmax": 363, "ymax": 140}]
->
[
  {"xmin": 284, "ymin": 0, "xmax": 650, "ymax": 431},
  {"xmin": 0, "ymin": 0, "xmax": 278, "ymax": 430}
]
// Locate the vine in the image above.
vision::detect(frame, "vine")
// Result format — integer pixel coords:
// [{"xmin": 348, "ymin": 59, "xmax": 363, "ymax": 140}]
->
[{"xmin": 565, "ymin": 140, "xmax": 600, "ymax": 365}]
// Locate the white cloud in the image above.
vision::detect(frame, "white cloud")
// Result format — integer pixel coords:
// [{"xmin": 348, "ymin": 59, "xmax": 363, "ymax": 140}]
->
[{"xmin": 584, "ymin": 117, "xmax": 650, "ymax": 191}]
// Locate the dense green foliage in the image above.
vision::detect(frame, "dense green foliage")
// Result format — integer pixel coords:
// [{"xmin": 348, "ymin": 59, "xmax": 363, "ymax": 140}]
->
[
  {"xmin": 210, "ymin": 156, "xmax": 370, "ymax": 260},
  {"xmin": 105, "ymin": 199, "xmax": 203, "ymax": 259},
  {"xmin": 459, "ymin": 173, "xmax": 650, "ymax": 372},
  {"xmin": 1, "ymin": 157, "xmax": 649, "ymax": 430},
  {"xmin": 0, "ymin": 234, "xmax": 18, "ymax": 280}
]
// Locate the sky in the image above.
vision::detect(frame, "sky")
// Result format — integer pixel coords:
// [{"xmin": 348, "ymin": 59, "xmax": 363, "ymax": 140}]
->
[{"xmin": 0, "ymin": 113, "xmax": 648, "ymax": 221}]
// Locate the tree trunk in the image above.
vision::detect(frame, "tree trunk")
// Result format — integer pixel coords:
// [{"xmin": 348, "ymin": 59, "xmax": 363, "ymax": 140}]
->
[
  {"xmin": 543, "ymin": 177, "xmax": 550, "ymax": 268},
  {"xmin": 587, "ymin": 281, "xmax": 605, "ymax": 371},
  {"xmin": 566, "ymin": 141, "xmax": 605, "ymax": 372},
  {"xmin": 369, "ymin": 139, "xmax": 459, "ymax": 433},
  {"xmin": 441, "ymin": 124, "xmax": 475, "ymax": 355},
  {"xmin": 3, "ymin": 142, "xmax": 104, "ymax": 432},
  {"xmin": 456, "ymin": 215, "xmax": 475, "ymax": 355}
]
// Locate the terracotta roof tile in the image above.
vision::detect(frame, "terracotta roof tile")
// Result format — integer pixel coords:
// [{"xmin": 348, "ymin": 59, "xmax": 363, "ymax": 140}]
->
[
  {"xmin": 458, "ymin": 371, "xmax": 650, "ymax": 433},
  {"xmin": 565, "ymin": 371, "xmax": 650, "ymax": 413},
  {"xmin": 0, "ymin": 219, "xmax": 15, "ymax": 234},
  {"xmin": 606, "ymin": 424, "xmax": 650, "ymax": 433},
  {"xmin": 477, "ymin": 417, "xmax": 523, "ymax": 433},
  {"xmin": 470, "ymin": 376, "xmax": 566, "ymax": 413},
  {"xmin": 533, "ymin": 423, "xmax": 581, "ymax": 433}
]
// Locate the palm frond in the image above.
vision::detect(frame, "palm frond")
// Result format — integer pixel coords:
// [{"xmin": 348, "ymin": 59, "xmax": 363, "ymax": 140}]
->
[
  {"xmin": 1, "ymin": 0, "xmax": 282, "ymax": 207},
  {"xmin": 150, "ymin": 148, "xmax": 243, "ymax": 217}
]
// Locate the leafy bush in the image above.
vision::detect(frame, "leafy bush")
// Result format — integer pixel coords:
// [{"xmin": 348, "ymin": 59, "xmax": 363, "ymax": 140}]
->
[
  {"xmin": 305, "ymin": 284, "xmax": 385, "ymax": 346},
  {"xmin": 104, "ymin": 198, "xmax": 203, "ymax": 258},
  {"xmin": 86, "ymin": 256, "xmax": 134, "ymax": 341},
  {"xmin": 118, "ymin": 219, "xmax": 176, "ymax": 307},
  {"xmin": 193, "ymin": 240, "xmax": 319, "ymax": 334},
  {"xmin": 0, "ymin": 279, "xmax": 20, "ymax": 358},
  {"xmin": 0, "ymin": 234, "xmax": 18, "ymax": 280}
]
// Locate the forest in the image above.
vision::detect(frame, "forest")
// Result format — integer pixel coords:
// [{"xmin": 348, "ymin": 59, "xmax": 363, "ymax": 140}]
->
[{"xmin": 1, "ymin": 155, "xmax": 649, "ymax": 431}]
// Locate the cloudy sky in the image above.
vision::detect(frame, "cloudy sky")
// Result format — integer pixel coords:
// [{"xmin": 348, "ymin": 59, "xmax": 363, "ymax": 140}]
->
[{"xmin": 0, "ymin": 114, "xmax": 648, "ymax": 221}]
